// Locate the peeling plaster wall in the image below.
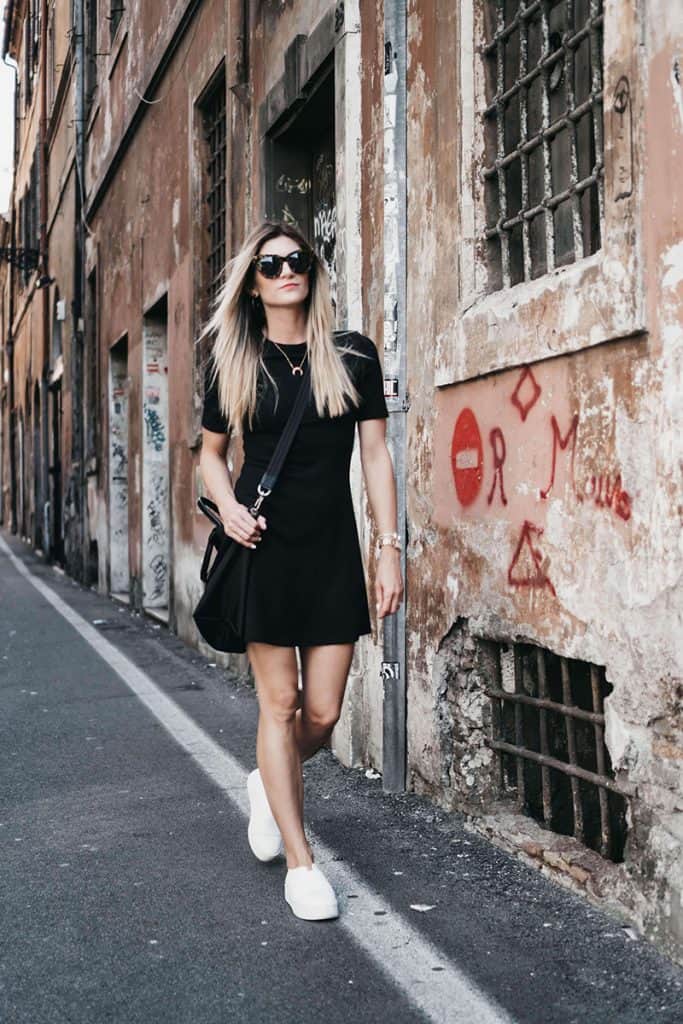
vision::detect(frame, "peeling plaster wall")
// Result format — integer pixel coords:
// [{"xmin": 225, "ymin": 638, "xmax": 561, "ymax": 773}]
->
[
  {"xmin": 354, "ymin": 0, "xmax": 388, "ymax": 771},
  {"xmin": 86, "ymin": 0, "xmax": 227, "ymax": 632},
  {"xmin": 5, "ymin": 3, "xmax": 50, "ymax": 547},
  {"xmin": 402, "ymin": 0, "xmax": 683, "ymax": 960}
]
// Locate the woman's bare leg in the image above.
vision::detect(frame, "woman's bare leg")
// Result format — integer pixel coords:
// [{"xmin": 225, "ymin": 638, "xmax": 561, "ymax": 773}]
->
[
  {"xmin": 247, "ymin": 640, "xmax": 313, "ymax": 869},
  {"xmin": 247, "ymin": 640, "xmax": 354, "ymax": 870},
  {"xmin": 296, "ymin": 643, "xmax": 355, "ymax": 761}
]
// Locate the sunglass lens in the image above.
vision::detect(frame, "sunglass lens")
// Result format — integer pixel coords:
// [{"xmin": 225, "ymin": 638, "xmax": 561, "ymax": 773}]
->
[
  {"xmin": 257, "ymin": 255, "xmax": 282, "ymax": 278},
  {"xmin": 288, "ymin": 250, "xmax": 312, "ymax": 273}
]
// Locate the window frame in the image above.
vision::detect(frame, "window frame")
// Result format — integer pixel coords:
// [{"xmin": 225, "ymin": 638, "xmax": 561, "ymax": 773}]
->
[{"xmin": 435, "ymin": 0, "xmax": 645, "ymax": 388}]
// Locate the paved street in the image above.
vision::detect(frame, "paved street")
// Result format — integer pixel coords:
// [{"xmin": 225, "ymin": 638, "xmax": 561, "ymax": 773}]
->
[{"xmin": 1, "ymin": 530, "xmax": 682, "ymax": 1024}]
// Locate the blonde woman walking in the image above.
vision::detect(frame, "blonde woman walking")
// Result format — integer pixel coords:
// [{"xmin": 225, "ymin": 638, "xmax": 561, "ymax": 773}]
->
[{"xmin": 199, "ymin": 220, "xmax": 403, "ymax": 920}]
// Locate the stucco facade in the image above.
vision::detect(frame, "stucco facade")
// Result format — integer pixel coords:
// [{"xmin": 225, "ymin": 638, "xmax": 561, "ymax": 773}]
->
[{"xmin": 400, "ymin": 0, "xmax": 682, "ymax": 960}]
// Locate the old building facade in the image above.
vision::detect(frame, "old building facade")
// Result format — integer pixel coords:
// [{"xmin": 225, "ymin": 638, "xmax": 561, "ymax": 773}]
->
[{"xmin": 2, "ymin": 0, "xmax": 681, "ymax": 961}]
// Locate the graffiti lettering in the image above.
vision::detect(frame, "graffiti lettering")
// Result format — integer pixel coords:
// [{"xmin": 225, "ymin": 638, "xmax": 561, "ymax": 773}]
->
[
  {"xmin": 511, "ymin": 365, "xmax": 542, "ymax": 422},
  {"xmin": 314, "ymin": 197, "xmax": 336, "ymax": 311},
  {"xmin": 508, "ymin": 520, "xmax": 556, "ymax": 597},
  {"xmin": 275, "ymin": 173, "xmax": 311, "ymax": 196},
  {"xmin": 143, "ymin": 406, "xmax": 165, "ymax": 453},
  {"xmin": 584, "ymin": 473, "xmax": 632, "ymax": 522},
  {"xmin": 148, "ymin": 553, "xmax": 167, "ymax": 602},
  {"xmin": 486, "ymin": 427, "xmax": 508, "ymax": 507},
  {"xmin": 612, "ymin": 75, "xmax": 633, "ymax": 201},
  {"xmin": 540, "ymin": 413, "xmax": 579, "ymax": 500}
]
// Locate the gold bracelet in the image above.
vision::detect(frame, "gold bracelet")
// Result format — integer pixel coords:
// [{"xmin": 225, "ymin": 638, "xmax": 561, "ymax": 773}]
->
[{"xmin": 376, "ymin": 535, "xmax": 401, "ymax": 558}]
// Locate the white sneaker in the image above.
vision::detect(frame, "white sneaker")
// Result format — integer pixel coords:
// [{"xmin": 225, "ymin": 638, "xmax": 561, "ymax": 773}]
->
[
  {"xmin": 247, "ymin": 768, "xmax": 284, "ymax": 862},
  {"xmin": 284, "ymin": 863, "xmax": 339, "ymax": 920}
]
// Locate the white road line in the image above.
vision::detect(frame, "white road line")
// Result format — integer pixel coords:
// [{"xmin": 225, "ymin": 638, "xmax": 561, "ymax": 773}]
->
[{"xmin": 1, "ymin": 536, "xmax": 514, "ymax": 1024}]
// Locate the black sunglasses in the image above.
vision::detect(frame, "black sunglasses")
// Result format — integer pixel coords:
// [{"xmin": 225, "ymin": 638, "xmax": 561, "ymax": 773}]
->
[{"xmin": 251, "ymin": 249, "xmax": 314, "ymax": 279}]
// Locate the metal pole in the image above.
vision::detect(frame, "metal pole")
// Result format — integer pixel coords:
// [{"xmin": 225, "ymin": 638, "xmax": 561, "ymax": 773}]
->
[
  {"xmin": 382, "ymin": 0, "xmax": 408, "ymax": 792},
  {"xmin": 39, "ymin": 0, "xmax": 49, "ymax": 554},
  {"xmin": 3, "ymin": 53, "xmax": 19, "ymax": 535},
  {"xmin": 70, "ymin": 0, "xmax": 86, "ymax": 579}
]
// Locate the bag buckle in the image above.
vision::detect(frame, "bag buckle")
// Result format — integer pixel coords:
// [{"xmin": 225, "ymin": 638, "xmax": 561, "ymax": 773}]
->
[{"xmin": 248, "ymin": 483, "xmax": 271, "ymax": 517}]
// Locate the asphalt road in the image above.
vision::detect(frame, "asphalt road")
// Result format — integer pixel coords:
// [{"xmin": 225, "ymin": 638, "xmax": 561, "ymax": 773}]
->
[{"xmin": 1, "ymin": 530, "xmax": 681, "ymax": 1024}]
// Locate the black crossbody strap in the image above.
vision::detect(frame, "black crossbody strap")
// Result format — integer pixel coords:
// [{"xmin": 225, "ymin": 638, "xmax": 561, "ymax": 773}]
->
[
  {"xmin": 196, "ymin": 359, "xmax": 312, "ymax": 530},
  {"xmin": 247, "ymin": 360, "xmax": 311, "ymax": 516}
]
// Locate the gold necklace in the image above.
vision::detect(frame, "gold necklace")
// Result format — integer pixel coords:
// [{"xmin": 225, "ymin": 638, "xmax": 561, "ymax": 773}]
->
[{"xmin": 269, "ymin": 338, "xmax": 308, "ymax": 376}]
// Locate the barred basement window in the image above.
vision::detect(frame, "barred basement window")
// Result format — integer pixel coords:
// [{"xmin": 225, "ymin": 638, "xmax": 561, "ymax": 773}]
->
[
  {"xmin": 200, "ymin": 77, "xmax": 227, "ymax": 310},
  {"xmin": 487, "ymin": 643, "xmax": 631, "ymax": 862},
  {"xmin": 481, "ymin": 0, "xmax": 604, "ymax": 290}
]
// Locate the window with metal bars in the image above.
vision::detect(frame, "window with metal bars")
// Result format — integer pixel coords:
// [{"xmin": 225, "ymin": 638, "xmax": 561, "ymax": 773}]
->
[
  {"xmin": 109, "ymin": 3, "xmax": 125, "ymax": 43},
  {"xmin": 487, "ymin": 643, "xmax": 631, "ymax": 862},
  {"xmin": 200, "ymin": 76, "xmax": 227, "ymax": 313},
  {"xmin": 31, "ymin": 0, "xmax": 40, "ymax": 78},
  {"xmin": 86, "ymin": 0, "xmax": 99, "ymax": 113},
  {"xmin": 481, "ymin": 0, "xmax": 604, "ymax": 291},
  {"xmin": 24, "ymin": 12, "xmax": 33, "ymax": 109}
]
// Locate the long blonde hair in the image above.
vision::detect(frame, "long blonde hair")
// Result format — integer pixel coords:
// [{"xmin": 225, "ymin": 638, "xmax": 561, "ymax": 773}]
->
[{"xmin": 198, "ymin": 220, "xmax": 366, "ymax": 435}]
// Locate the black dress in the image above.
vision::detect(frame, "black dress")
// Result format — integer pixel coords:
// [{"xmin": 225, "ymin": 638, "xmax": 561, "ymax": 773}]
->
[{"xmin": 201, "ymin": 331, "xmax": 389, "ymax": 647}]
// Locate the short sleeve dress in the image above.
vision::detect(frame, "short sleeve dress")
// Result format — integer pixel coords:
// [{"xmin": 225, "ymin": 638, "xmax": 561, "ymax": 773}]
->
[{"xmin": 201, "ymin": 331, "xmax": 389, "ymax": 647}]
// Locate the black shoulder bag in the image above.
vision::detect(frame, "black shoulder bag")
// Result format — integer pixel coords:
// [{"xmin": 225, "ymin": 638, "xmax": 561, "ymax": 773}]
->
[{"xmin": 193, "ymin": 361, "xmax": 312, "ymax": 653}]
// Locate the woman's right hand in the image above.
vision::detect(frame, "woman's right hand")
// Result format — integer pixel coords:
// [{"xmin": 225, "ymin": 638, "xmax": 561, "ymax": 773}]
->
[{"xmin": 218, "ymin": 498, "xmax": 267, "ymax": 549}]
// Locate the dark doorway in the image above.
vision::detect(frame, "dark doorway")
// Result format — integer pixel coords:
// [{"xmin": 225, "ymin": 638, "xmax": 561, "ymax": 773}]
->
[
  {"xmin": 109, "ymin": 337, "xmax": 129, "ymax": 599},
  {"xmin": 33, "ymin": 381, "xmax": 42, "ymax": 551},
  {"xmin": 266, "ymin": 64, "xmax": 336, "ymax": 308},
  {"xmin": 48, "ymin": 380, "xmax": 64, "ymax": 564}
]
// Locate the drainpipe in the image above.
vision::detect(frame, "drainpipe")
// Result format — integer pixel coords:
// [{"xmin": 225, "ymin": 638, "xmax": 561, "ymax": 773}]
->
[
  {"xmin": 39, "ymin": 0, "xmax": 48, "ymax": 553},
  {"xmin": 70, "ymin": 0, "xmax": 86, "ymax": 579},
  {"xmin": 3, "ymin": 52, "xmax": 19, "ymax": 535},
  {"xmin": 382, "ymin": 0, "xmax": 408, "ymax": 792}
]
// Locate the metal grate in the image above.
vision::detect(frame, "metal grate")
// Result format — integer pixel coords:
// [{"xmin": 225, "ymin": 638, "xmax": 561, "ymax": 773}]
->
[
  {"xmin": 110, "ymin": 3, "xmax": 125, "ymax": 41},
  {"xmin": 201, "ymin": 77, "xmax": 227, "ymax": 310},
  {"xmin": 481, "ymin": 0, "xmax": 604, "ymax": 290},
  {"xmin": 487, "ymin": 643, "xmax": 631, "ymax": 862}
]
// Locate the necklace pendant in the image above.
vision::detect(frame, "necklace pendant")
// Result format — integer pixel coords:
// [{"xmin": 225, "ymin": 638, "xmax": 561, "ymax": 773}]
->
[{"xmin": 292, "ymin": 366, "xmax": 303, "ymax": 376}]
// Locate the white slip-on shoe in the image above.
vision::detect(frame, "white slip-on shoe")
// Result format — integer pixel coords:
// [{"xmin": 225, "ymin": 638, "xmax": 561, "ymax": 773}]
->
[
  {"xmin": 247, "ymin": 768, "xmax": 284, "ymax": 862},
  {"xmin": 284, "ymin": 863, "xmax": 339, "ymax": 921}
]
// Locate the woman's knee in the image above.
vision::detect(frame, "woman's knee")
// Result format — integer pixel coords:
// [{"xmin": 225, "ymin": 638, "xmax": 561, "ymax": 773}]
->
[
  {"xmin": 302, "ymin": 701, "xmax": 342, "ymax": 734},
  {"xmin": 261, "ymin": 688, "xmax": 300, "ymax": 725},
  {"xmin": 248, "ymin": 645, "xmax": 300, "ymax": 726}
]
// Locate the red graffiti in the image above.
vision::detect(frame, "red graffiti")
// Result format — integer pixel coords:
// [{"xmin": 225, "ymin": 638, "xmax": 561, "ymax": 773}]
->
[
  {"xmin": 486, "ymin": 427, "xmax": 508, "ymax": 506},
  {"xmin": 511, "ymin": 365, "xmax": 542, "ymax": 422},
  {"xmin": 508, "ymin": 520, "xmax": 556, "ymax": 597},
  {"xmin": 451, "ymin": 408, "xmax": 483, "ymax": 508},
  {"xmin": 540, "ymin": 413, "xmax": 579, "ymax": 500},
  {"xmin": 584, "ymin": 473, "xmax": 632, "ymax": 521}
]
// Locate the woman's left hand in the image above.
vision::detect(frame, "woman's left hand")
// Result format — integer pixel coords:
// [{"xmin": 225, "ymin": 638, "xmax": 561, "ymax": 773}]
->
[{"xmin": 375, "ymin": 547, "xmax": 404, "ymax": 619}]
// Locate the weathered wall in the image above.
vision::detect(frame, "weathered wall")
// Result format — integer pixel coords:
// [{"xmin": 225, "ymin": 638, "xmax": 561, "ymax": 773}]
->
[
  {"xmin": 85, "ymin": 0, "xmax": 227, "ymax": 628},
  {"xmin": 401, "ymin": 0, "xmax": 682, "ymax": 959},
  {"xmin": 0, "ymin": 218, "xmax": 10, "ymax": 525},
  {"xmin": 2, "ymin": 0, "xmax": 79, "ymax": 557}
]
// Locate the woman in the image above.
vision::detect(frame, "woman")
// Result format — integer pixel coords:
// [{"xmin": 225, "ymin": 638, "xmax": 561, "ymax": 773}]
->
[{"xmin": 198, "ymin": 220, "xmax": 403, "ymax": 921}]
